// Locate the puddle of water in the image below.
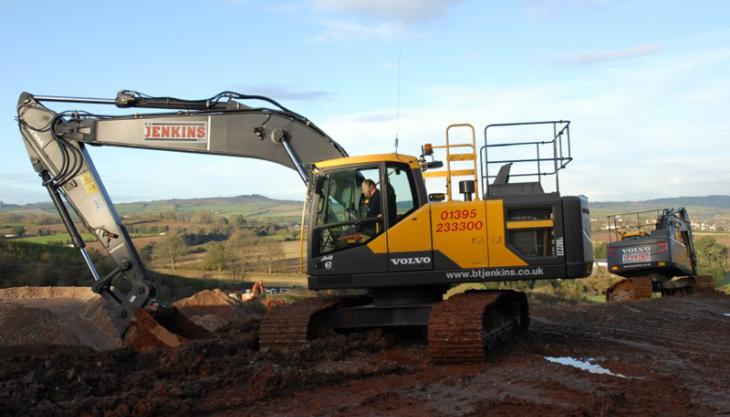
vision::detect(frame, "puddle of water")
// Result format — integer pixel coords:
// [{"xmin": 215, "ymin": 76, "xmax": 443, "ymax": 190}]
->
[
  {"xmin": 544, "ymin": 356, "xmax": 627, "ymax": 378},
  {"xmin": 723, "ymin": 313, "xmax": 730, "ymax": 317}
]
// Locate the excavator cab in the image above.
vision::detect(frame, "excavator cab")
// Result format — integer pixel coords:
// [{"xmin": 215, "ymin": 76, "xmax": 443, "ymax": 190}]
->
[{"xmin": 308, "ymin": 156, "xmax": 426, "ymax": 276}]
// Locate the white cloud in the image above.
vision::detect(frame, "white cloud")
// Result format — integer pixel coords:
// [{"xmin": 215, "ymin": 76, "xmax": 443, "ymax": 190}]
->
[
  {"xmin": 318, "ymin": 46, "xmax": 730, "ymax": 201},
  {"xmin": 0, "ymin": 175, "xmax": 49, "ymax": 204},
  {"xmin": 523, "ymin": 0, "xmax": 606, "ymax": 18},
  {"xmin": 549, "ymin": 44, "xmax": 662, "ymax": 65},
  {"xmin": 307, "ymin": 20, "xmax": 405, "ymax": 43},
  {"xmin": 523, "ymin": 0, "xmax": 557, "ymax": 17},
  {"xmin": 283, "ymin": 0, "xmax": 463, "ymax": 43},
  {"xmin": 312, "ymin": 0, "xmax": 463, "ymax": 22},
  {"xmin": 229, "ymin": 84, "xmax": 333, "ymax": 101}
]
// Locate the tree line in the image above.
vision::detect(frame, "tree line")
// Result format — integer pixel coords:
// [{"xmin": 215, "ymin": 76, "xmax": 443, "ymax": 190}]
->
[{"xmin": 146, "ymin": 229, "xmax": 287, "ymax": 276}]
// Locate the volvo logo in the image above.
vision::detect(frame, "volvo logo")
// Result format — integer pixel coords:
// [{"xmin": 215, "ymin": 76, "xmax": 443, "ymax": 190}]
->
[
  {"xmin": 621, "ymin": 246, "xmax": 652, "ymax": 254},
  {"xmin": 391, "ymin": 257, "xmax": 432, "ymax": 266}
]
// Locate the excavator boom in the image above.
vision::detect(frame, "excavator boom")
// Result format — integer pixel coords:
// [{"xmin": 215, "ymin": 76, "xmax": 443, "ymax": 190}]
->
[{"xmin": 16, "ymin": 90, "xmax": 347, "ymax": 336}]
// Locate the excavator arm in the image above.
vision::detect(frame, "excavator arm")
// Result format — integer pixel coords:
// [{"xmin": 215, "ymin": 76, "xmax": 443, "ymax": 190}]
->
[{"xmin": 16, "ymin": 90, "xmax": 347, "ymax": 335}]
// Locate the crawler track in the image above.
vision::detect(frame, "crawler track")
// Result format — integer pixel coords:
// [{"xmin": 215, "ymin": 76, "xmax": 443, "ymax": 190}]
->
[
  {"xmin": 259, "ymin": 296, "xmax": 346, "ymax": 349},
  {"xmin": 606, "ymin": 275, "xmax": 717, "ymax": 301},
  {"xmin": 427, "ymin": 290, "xmax": 529, "ymax": 363},
  {"xmin": 606, "ymin": 277, "xmax": 653, "ymax": 302}
]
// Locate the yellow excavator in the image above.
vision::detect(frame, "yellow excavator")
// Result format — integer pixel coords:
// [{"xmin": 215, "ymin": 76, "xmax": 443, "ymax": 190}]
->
[{"xmin": 16, "ymin": 90, "xmax": 593, "ymax": 361}]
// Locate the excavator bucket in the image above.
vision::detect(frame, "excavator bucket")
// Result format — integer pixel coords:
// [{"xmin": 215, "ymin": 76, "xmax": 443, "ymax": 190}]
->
[
  {"xmin": 122, "ymin": 306, "xmax": 211, "ymax": 352},
  {"xmin": 606, "ymin": 277, "xmax": 653, "ymax": 302}
]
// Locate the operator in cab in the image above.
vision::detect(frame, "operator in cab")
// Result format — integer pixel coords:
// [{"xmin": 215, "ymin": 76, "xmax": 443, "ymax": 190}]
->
[
  {"xmin": 361, "ymin": 179, "xmax": 381, "ymax": 218},
  {"xmin": 360, "ymin": 179, "xmax": 382, "ymax": 235}
]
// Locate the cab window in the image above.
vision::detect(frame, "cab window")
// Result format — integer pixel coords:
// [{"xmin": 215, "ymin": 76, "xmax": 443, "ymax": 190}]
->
[
  {"xmin": 313, "ymin": 166, "xmax": 383, "ymax": 256},
  {"xmin": 385, "ymin": 163, "xmax": 417, "ymax": 227}
]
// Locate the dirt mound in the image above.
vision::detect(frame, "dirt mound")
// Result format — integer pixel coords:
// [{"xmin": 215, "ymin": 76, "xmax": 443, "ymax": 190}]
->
[
  {"xmin": 0, "ymin": 286, "xmax": 120, "ymax": 351},
  {"xmin": 0, "ymin": 303, "xmax": 82, "ymax": 346},
  {"xmin": 0, "ymin": 286, "xmax": 95, "ymax": 300},
  {"xmin": 80, "ymin": 297, "xmax": 119, "ymax": 342},
  {"xmin": 0, "ymin": 292, "xmax": 728, "ymax": 417},
  {"xmin": 189, "ymin": 314, "xmax": 228, "ymax": 331},
  {"xmin": 173, "ymin": 289, "xmax": 259, "ymax": 331},
  {"xmin": 0, "ymin": 319, "xmax": 397, "ymax": 417}
]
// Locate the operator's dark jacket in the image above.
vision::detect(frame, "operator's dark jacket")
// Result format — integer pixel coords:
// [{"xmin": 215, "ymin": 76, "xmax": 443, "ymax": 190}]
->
[
  {"xmin": 366, "ymin": 189, "xmax": 382, "ymax": 218},
  {"xmin": 366, "ymin": 188, "xmax": 397, "ymax": 228}
]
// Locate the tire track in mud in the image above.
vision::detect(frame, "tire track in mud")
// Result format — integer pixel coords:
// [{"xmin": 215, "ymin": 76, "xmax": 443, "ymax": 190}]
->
[
  {"xmin": 530, "ymin": 294, "xmax": 730, "ymax": 416},
  {"xmin": 532, "ymin": 295, "xmax": 730, "ymax": 358}
]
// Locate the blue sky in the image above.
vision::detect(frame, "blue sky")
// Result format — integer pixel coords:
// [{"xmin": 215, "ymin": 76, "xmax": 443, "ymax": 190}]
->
[{"xmin": 1, "ymin": 0, "xmax": 728, "ymax": 204}]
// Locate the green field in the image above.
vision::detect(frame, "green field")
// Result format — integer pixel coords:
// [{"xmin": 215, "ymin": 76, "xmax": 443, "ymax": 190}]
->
[
  {"xmin": 14, "ymin": 231, "xmax": 161, "ymax": 245},
  {"xmin": 16, "ymin": 232, "xmax": 96, "ymax": 245},
  {"xmin": 1, "ymin": 195, "xmax": 305, "ymax": 226},
  {"xmin": 114, "ymin": 195, "xmax": 303, "ymax": 221}
]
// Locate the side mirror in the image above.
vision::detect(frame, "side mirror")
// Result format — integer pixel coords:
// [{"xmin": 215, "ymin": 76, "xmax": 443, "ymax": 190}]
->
[
  {"xmin": 426, "ymin": 161, "xmax": 443, "ymax": 169},
  {"xmin": 429, "ymin": 193, "xmax": 446, "ymax": 202}
]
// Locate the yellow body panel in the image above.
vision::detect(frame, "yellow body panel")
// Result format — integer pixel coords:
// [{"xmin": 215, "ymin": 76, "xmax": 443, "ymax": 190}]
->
[
  {"xmin": 621, "ymin": 230, "xmax": 647, "ymax": 239},
  {"xmin": 315, "ymin": 153, "xmax": 420, "ymax": 169},
  {"xmin": 431, "ymin": 201, "xmax": 490, "ymax": 268},
  {"xmin": 506, "ymin": 219, "xmax": 554, "ymax": 230},
  {"xmin": 486, "ymin": 200, "xmax": 528, "ymax": 267},
  {"xmin": 369, "ymin": 199, "xmax": 531, "ymax": 269},
  {"xmin": 448, "ymin": 153, "xmax": 476, "ymax": 161},
  {"xmin": 385, "ymin": 205, "xmax": 433, "ymax": 253},
  {"xmin": 422, "ymin": 169, "xmax": 475, "ymax": 178},
  {"xmin": 367, "ymin": 230, "xmax": 389, "ymax": 254}
]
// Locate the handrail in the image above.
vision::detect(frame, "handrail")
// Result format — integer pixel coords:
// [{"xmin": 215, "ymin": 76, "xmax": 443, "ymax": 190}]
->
[
  {"xmin": 429, "ymin": 124, "xmax": 479, "ymax": 201},
  {"xmin": 481, "ymin": 120, "xmax": 571, "ymax": 196}
]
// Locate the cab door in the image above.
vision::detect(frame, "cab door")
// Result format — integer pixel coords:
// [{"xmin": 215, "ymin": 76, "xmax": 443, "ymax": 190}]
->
[
  {"xmin": 308, "ymin": 164, "xmax": 389, "ymax": 276},
  {"xmin": 384, "ymin": 162, "xmax": 434, "ymax": 272}
]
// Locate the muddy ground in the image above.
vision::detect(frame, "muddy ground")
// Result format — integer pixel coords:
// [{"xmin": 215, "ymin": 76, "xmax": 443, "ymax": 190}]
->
[{"xmin": 1, "ymin": 292, "xmax": 729, "ymax": 417}]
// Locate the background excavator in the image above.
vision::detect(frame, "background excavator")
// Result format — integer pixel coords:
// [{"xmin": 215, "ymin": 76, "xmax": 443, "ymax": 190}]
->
[
  {"xmin": 16, "ymin": 90, "xmax": 593, "ymax": 362},
  {"xmin": 605, "ymin": 207, "xmax": 715, "ymax": 301},
  {"xmin": 241, "ymin": 281, "xmax": 285, "ymax": 311}
]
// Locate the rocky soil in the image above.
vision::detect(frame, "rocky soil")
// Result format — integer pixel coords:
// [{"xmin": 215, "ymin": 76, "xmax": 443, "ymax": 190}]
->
[{"xmin": 0, "ymin": 288, "xmax": 728, "ymax": 417}]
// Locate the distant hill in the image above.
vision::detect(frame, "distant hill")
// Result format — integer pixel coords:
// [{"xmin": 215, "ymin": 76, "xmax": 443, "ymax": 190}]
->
[
  {"xmin": 113, "ymin": 194, "xmax": 302, "ymax": 218},
  {"xmin": 590, "ymin": 195, "xmax": 730, "ymax": 218},
  {"xmin": 1, "ymin": 194, "xmax": 303, "ymax": 221},
  {"xmin": 4, "ymin": 194, "xmax": 729, "ymax": 221},
  {"xmin": 0, "ymin": 201, "xmax": 53, "ymax": 213}
]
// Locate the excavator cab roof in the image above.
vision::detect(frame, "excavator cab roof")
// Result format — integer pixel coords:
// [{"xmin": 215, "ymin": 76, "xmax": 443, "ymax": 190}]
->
[{"xmin": 314, "ymin": 153, "xmax": 420, "ymax": 170}]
